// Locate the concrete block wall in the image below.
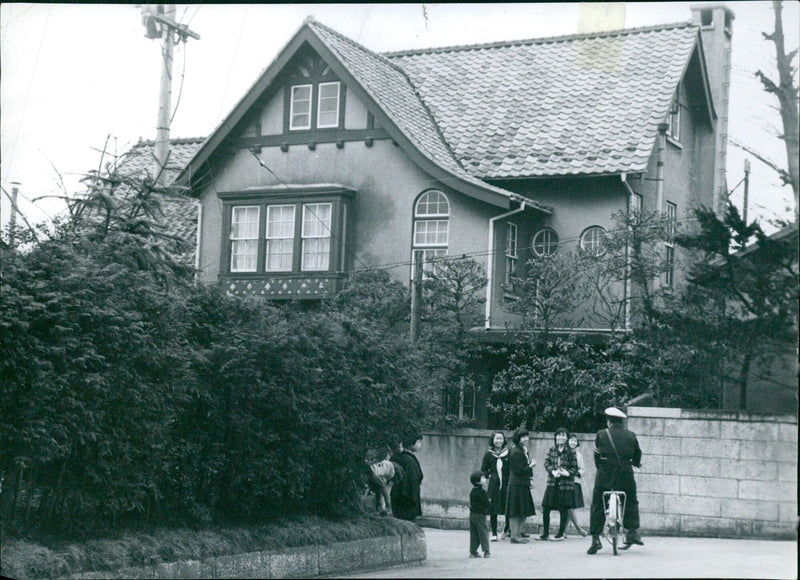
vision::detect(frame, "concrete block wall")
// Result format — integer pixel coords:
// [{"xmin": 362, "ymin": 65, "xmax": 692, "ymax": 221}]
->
[
  {"xmin": 418, "ymin": 408, "xmax": 797, "ymax": 539},
  {"xmin": 417, "ymin": 429, "xmax": 597, "ymax": 534},
  {"xmin": 627, "ymin": 406, "xmax": 797, "ymax": 539}
]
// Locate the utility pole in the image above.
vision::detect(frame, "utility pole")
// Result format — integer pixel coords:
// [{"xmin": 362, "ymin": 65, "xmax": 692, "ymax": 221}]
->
[
  {"xmin": 742, "ymin": 159, "xmax": 751, "ymax": 226},
  {"xmin": 8, "ymin": 182, "xmax": 20, "ymax": 247},
  {"xmin": 410, "ymin": 257, "xmax": 423, "ymax": 344},
  {"xmin": 141, "ymin": 4, "xmax": 200, "ymax": 185}
]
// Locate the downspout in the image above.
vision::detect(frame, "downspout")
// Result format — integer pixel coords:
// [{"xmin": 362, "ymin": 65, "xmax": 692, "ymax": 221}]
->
[
  {"xmin": 656, "ymin": 122, "xmax": 668, "ymax": 213},
  {"xmin": 621, "ymin": 173, "xmax": 635, "ymax": 332},
  {"xmin": 485, "ymin": 200, "xmax": 527, "ymax": 329},
  {"xmin": 194, "ymin": 200, "xmax": 203, "ymax": 280}
]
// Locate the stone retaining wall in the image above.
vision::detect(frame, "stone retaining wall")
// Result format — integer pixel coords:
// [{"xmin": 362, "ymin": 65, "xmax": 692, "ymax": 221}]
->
[{"xmin": 59, "ymin": 531, "xmax": 426, "ymax": 579}]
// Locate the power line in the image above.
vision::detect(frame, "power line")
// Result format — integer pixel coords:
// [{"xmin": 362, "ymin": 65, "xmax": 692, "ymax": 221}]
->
[{"xmin": 5, "ymin": 5, "xmax": 51, "ymax": 181}]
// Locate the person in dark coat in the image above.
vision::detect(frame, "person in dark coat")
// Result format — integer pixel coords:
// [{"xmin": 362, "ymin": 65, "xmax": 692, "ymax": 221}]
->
[
  {"xmin": 390, "ymin": 434, "xmax": 424, "ymax": 521},
  {"xmin": 468, "ymin": 471, "xmax": 491, "ymax": 558},
  {"xmin": 505, "ymin": 427, "xmax": 536, "ymax": 543},
  {"xmin": 538, "ymin": 427, "xmax": 578, "ymax": 541},
  {"xmin": 480, "ymin": 431, "xmax": 510, "ymax": 541},
  {"xmin": 587, "ymin": 407, "xmax": 644, "ymax": 554}
]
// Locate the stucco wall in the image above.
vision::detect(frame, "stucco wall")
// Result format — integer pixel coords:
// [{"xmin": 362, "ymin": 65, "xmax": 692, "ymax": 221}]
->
[
  {"xmin": 196, "ymin": 138, "xmax": 497, "ymax": 288},
  {"xmin": 418, "ymin": 408, "xmax": 798, "ymax": 539}
]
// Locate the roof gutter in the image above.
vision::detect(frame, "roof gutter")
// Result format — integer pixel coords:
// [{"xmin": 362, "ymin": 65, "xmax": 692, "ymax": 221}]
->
[{"xmin": 485, "ymin": 200, "xmax": 527, "ymax": 329}]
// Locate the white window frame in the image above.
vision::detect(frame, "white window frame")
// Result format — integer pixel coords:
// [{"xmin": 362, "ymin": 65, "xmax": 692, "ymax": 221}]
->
[
  {"xmin": 580, "ymin": 225, "xmax": 608, "ymax": 257},
  {"xmin": 289, "ymin": 84, "xmax": 313, "ymax": 131},
  {"xmin": 301, "ymin": 202, "xmax": 332, "ymax": 272},
  {"xmin": 668, "ymin": 92, "xmax": 681, "ymax": 141},
  {"xmin": 230, "ymin": 206, "xmax": 260, "ymax": 273},
  {"xmin": 411, "ymin": 190, "xmax": 450, "ymax": 279},
  {"xmin": 265, "ymin": 204, "xmax": 296, "ymax": 272},
  {"xmin": 630, "ymin": 192, "xmax": 643, "ymax": 215},
  {"xmin": 505, "ymin": 222, "xmax": 518, "ymax": 285},
  {"xmin": 316, "ymin": 81, "xmax": 341, "ymax": 129},
  {"xmin": 531, "ymin": 227, "xmax": 559, "ymax": 258}
]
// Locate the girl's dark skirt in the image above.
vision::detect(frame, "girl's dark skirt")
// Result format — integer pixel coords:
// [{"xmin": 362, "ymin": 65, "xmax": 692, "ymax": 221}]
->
[
  {"xmin": 487, "ymin": 476, "xmax": 507, "ymax": 515},
  {"xmin": 541, "ymin": 486, "xmax": 576, "ymax": 509},
  {"xmin": 572, "ymin": 481, "xmax": 585, "ymax": 508},
  {"xmin": 506, "ymin": 484, "xmax": 536, "ymax": 517}
]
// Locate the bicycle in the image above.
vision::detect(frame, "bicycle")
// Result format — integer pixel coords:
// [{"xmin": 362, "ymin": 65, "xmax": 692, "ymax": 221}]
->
[{"xmin": 602, "ymin": 490, "xmax": 626, "ymax": 555}]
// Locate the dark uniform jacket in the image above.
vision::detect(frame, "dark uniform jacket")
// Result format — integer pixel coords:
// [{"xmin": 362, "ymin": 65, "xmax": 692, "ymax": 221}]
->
[
  {"xmin": 507, "ymin": 444, "xmax": 533, "ymax": 488},
  {"xmin": 470, "ymin": 485, "xmax": 490, "ymax": 514},
  {"xmin": 390, "ymin": 450, "xmax": 423, "ymax": 521},
  {"xmin": 593, "ymin": 424, "xmax": 642, "ymax": 490}
]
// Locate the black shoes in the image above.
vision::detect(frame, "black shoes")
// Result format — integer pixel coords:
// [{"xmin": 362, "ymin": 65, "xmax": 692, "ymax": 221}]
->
[
  {"xmin": 587, "ymin": 536, "xmax": 602, "ymax": 554},
  {"xmin": 621, "ymin": 529, "xmax": 644, "ymax": 549}
]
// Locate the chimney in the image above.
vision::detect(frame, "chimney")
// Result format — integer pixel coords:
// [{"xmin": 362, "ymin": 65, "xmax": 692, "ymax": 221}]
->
[{"xmin": 691, "ymin": 4, "xmax": 735, "ymax": 217}]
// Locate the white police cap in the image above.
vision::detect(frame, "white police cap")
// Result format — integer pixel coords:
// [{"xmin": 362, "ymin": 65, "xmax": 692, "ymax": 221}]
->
[{"xmin": 604, "ymin": 407, "xmax": 627, "ymax": 419}]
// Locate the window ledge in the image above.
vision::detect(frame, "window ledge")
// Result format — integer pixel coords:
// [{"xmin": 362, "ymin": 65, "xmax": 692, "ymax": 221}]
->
[{"xmin": 666, "ymin": 135, "xmax": 683, "ymax": 149}]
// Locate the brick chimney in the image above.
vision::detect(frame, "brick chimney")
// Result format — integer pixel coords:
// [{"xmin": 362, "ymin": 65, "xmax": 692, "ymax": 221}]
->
[{"xmin": 691, "ymin": 4, "xmax": 735, "ymax": 216}]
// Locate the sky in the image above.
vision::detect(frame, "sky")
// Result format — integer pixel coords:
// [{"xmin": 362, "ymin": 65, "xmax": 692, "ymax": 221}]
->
[{"xmin": 2, "ymin": 2, "xmax": 798, "ymax": 234}]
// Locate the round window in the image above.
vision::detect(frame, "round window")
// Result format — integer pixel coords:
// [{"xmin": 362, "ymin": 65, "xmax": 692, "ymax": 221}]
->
[
  {"xmin": 580, "ymin": 226, "xmax": 608, "ymax": 257},
  {"xmin": 531, "ymin": 228, "xmax": 559, "ymax": 257}
]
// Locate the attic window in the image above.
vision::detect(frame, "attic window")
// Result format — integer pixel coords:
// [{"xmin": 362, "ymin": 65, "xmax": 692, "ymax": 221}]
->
[
  {"xmin": 317, "ymin": 82, "xmax": 341, "ymax": 128},
  {"xmin": 700, "ymin": 9, "xmax": 712, "ymax": 26},
  {"xmin": 288, "ymin": 81, "xmax": 343, "ymax": 132},
  {"xmin": 290, "ymin": 85, "xmax": 313, "ymax": 130}
]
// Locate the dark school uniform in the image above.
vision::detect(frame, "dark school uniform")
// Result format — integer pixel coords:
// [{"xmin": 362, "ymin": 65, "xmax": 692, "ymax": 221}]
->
[{"xmin": 469, "ymin": 484, "xmax": 491, "ymax": 556}]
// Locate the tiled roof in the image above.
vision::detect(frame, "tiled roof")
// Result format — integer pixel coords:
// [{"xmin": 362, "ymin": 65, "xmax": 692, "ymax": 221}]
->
[
  {"xmin": 114, "ymin": 137, "xmax": 205, "ymax": 186},
  {"xmin": 308, "ymin": 20, "xmax": 539, "ymax": 205},
  {"xmin": 112, "ymin": 137, "xmax": 204, "ymax": 248},
  {"xmin": 385, "ymin": 23, "xmax": 699, "ymax": 178}
]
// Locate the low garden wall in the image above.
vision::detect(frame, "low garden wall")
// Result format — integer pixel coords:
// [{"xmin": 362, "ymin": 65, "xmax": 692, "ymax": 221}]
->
[
  {"xmin": 52, "ymin": 532, "xmax": 426, "ymax": 580},
  {"xmin": 417, "ymin": 407, "xmax": 798, "ymax": 539}
]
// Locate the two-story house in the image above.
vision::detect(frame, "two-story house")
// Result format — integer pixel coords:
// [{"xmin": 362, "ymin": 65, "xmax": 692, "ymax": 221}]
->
[{"xmin": 145, "ymin": 6, "xmax": 735, "ymax": 422}]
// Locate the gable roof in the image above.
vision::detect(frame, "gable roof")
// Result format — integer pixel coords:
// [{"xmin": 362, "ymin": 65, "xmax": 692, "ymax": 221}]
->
[
  {"xmin": 386, "ymin": 21, "xmax": 705, "ymax": 178},
  {"xmin": 177, "ymin": 17, "xmax": 710, "ymax": 204}
]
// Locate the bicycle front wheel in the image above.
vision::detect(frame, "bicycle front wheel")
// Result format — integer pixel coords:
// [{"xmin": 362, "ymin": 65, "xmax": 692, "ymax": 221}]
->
[{"xmin": 611, "ymin": 524, "xmax": 618, "ymax": 555}]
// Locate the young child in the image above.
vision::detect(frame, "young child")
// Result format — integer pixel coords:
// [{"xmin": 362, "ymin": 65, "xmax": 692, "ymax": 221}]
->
[
  {"xmin": 469, "ymin": 471, "xmax": 491, "ymax": 558},
  {"xmin": 367, "ymin": 447, "xmax": 396, "ymax": 517}
]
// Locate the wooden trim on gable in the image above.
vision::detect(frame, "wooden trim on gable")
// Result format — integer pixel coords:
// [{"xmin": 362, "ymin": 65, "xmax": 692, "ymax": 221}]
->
[{"xmin": 238, "ymin": 128, "xmax": 391, "ymax": 150}]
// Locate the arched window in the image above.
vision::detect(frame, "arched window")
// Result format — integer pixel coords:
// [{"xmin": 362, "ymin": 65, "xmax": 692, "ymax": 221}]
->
[
  {"xmin": 411, "ymin": 190, "xmax": 449, "ymax": 278},
  {"xmin": 580, "ymin": 225, "xmax": 608, "ymax": 257},
  {"xmin": 531, "ymin": 227, "xmax": 560, "ymax": 257}
]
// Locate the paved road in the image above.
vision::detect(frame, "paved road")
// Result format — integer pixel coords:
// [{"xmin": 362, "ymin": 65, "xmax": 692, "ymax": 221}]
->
[{"xmin": 335, "ymin": 528, "xmax": 797, "ymax": 579}]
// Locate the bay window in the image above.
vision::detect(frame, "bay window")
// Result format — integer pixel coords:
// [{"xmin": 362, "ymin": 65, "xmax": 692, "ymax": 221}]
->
[{"xmin": 221, "ymin": 187, "xmax": 353, "ymax": 287}]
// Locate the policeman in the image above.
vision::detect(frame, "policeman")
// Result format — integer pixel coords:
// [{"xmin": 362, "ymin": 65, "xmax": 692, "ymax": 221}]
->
[{"xmin": 587, "ymin": 407, "xmax": 644, "ymax": 554}]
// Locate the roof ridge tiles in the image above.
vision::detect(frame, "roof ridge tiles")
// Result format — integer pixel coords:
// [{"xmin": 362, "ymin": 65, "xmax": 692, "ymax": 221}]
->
[
  {"xmin": 134, "ymin": 136, "xmax": 206, "ymax": 147},
  {"xmin": 383, "ymin": 20, "xmax": 696, "ymax": 58}
]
